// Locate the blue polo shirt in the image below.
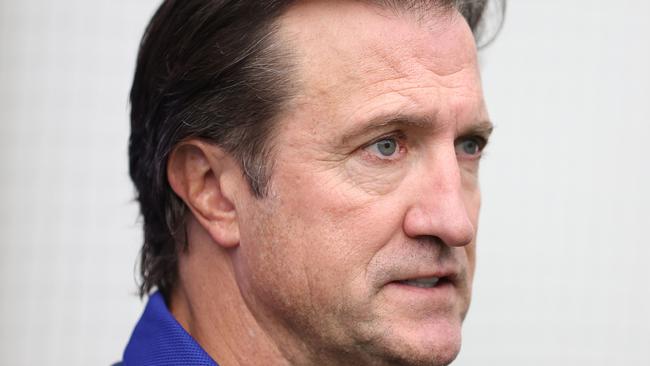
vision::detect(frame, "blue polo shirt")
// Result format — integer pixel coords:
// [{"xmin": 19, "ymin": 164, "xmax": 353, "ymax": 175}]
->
[{"xmin": 118, "ymin": 291, "xmax": 219, "ymax": 366}]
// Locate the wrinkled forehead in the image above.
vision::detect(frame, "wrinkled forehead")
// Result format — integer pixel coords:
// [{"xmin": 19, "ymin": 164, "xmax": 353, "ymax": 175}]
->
[{"xmin": 277, "ymin": 0, "xmax": 479, "ymax": 100}]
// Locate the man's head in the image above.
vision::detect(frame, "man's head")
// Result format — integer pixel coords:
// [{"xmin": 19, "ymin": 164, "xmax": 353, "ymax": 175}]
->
[{"xmin": 130, "ymin": 1, "xmax": 503, "ymax": 365}]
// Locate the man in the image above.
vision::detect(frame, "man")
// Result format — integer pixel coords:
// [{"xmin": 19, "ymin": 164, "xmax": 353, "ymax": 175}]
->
[{"xmin": 121, "ymin": 0, "xmax": 504, "ymax": 365}]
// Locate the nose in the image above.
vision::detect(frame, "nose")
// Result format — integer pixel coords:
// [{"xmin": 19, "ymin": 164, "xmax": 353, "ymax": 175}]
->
[{"xmin": 402, "ymin": 148, "xmax": 476, "ymax": 247}]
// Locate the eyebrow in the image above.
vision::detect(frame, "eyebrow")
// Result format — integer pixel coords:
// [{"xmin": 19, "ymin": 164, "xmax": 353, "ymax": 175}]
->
[
  {"xmin": 458, "ymin": 119, "xmax": 494, "ymax": 139},
  {"xmin": 339, "ymin": 113, "xmax": 494, "ymax": 145}
]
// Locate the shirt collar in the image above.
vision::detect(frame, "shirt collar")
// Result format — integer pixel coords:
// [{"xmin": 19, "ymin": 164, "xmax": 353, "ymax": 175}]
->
[{"xmin": 123, "ymin": 291, "xmax": 219, "ymax": 366}]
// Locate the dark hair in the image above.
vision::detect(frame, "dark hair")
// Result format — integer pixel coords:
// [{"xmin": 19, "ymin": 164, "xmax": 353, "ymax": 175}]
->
[{"xmin": 129, "ymin": 0, "xmax": 505, "ymax": 298}]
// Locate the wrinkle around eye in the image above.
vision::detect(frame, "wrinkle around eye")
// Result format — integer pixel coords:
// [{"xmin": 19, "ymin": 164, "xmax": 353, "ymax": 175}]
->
[
  {"xmin": 341, "ymin": 145, "xmax": 410, "ymax": 196},
  {"xmin": 343, "ymin": 159, "xmax": 408, "ymax": 196}
]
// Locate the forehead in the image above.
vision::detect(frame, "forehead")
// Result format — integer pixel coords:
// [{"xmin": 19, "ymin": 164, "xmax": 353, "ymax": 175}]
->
[
  {"xmin": 275, "ymin": 0, "xmax": 484, "ymax": 136},
  {"xmin": 280, "ymin": 2, "xmax": 477, "ymax": 79}
]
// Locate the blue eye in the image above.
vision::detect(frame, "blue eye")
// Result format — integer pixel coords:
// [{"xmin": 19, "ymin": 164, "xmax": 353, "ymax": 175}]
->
[
  {"xmin": 375, "ymin": 138, "xmax": 398, "ymax": 156},
  {"xmin": 461, "ymin": 140, "xmax": 479, "ymax": 154},
  {"xmin": 456, "ymin": 137, "xmax": 485, "ymax": 158},
  {"xmin": 362, "ymin": 135, "xmax": 406, "ymax": 163}
]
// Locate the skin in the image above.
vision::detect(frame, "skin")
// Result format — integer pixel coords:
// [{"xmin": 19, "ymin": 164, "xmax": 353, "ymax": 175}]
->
[{"xmin": 167, "ymin": 2, "xmax": 491, "ymax": 366}]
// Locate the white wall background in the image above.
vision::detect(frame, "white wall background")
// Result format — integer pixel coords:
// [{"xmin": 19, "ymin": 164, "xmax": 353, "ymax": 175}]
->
[{"xmin": 0, "ymin": 1, "xmax": 648, "ymax": 365}]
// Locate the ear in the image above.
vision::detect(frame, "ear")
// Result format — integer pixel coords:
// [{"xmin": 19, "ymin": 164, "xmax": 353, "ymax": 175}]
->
[{"xmin": 167, "ymin": 140, "xmax": 241, "ymax": 248}]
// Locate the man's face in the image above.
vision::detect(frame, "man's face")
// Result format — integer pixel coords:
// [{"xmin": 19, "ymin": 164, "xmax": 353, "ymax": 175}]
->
[{"xmin": 232, "ymin": 2, "xmax": 489, "ymax": 365}]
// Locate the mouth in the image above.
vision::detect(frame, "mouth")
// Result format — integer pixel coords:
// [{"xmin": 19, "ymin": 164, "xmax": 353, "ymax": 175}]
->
[
  {"xmin": 381, "ymin": 270, "xmax": 465, "ymax": 310},
  {"xmin": 397, "ymin": 276, "xmax": 441, "ymax": 288},
  {"xmin": 395, "ymin": 275, "xmax": 455, "ymax": 289}
]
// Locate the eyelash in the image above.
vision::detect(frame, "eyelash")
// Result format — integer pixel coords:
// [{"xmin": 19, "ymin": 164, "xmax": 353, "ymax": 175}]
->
[
  {"xmin": 362, "ymin": 133, "xmax": 407, "ymax": 162},
  {"xmin": 455, "ymin": 135, "xmax": 488, "ymax": 159},
  {"xmin": 359, "ymin": 133, "xmax": 489, "ymax": 163}
]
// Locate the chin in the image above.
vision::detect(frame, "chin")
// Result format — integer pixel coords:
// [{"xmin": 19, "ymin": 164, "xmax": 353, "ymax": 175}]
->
[{"xmin": 372, "ymin": 318, "xmax": 463, "ymax": 366}]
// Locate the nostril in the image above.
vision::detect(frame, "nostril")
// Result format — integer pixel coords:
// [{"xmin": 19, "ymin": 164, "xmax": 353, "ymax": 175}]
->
[
  {"xmin": 413, "ymin": 229, "xmax": 473, "ymax": 248},
  {"xmin": 414, "ymin": 235, "xmax": 445, "ymax": 247}
]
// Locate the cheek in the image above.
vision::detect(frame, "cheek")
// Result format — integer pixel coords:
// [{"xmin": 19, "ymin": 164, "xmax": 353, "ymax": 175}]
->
[
  {"xmin": 271, "ymin": 171, "xmax": 404, "ymax": 290},
  {"xmin": 342, "ymin": 158, "xmax": 409, "ymax": 196},
  {"xmin": 234, "ymin": 190, "xmax": 402, "ymax": 342},
  {"xmin": 459, "ymin": 178, "xmax": 480, "ymax": 285},
  {"xmin": 463, "ymin": 175, "xmax": 481, "ymax": 225},
  {"xmin": 234, "ymin": 207, "xmax": 300, "ymax": 308},
  {"xmin": 464, "ymin": 190, "xmax": 480, "ymax": 284},
  {"xmin": 235, "ymin": 188, "xmax": 370, "ymax": 303},
  {"xmin": 465, "ymin": 242, "xmax": 477, "ymax": 279},
  {"xmin": 275, "ymin": 158, "xmax": 401, "ymax": 243}
]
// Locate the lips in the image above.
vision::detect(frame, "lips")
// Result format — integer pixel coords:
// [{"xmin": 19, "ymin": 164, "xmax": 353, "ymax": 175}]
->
[
  {"xmin": 390, "ymin": 268, "xmax": 460, "ymax": 290},
  {"xmin": 398, "ymin": 277, "xmax": 440, "ymax": 288}
]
